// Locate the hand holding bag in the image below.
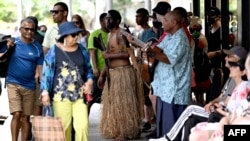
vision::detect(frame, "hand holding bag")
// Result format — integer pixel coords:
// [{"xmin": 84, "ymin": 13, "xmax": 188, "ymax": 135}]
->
[{"xmin": 31, "ymin": 105, "xmax": 65, "ymax": 141}]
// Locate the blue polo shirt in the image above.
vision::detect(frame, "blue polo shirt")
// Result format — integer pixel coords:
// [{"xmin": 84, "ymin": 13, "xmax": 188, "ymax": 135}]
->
[{"xmin": 0, "ymin": 37, "xmax": 44, "ymax": 90}]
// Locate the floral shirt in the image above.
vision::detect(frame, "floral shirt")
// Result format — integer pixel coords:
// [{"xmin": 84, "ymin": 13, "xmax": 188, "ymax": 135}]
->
[
  {"xmin": 40, "ymin": 44, "xmax": 93, "ymax": 99},
  {"xmin": 151, "ymin": 28, "xmax": 192, "ymax": 105},
  {"xmin": 227, "ymin": 81, "xmax": 250, "ymax": 114}
]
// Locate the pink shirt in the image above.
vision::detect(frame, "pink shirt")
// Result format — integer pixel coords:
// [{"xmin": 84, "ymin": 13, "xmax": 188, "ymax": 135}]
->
[{"xmin": 227, "ymin": 81, "xmax": 250, "ymax": 113}]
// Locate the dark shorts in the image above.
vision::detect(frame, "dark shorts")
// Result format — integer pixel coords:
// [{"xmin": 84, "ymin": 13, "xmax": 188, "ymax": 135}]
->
[{"xmin": 156, "ymin": 97, "xmax": 187, "ymax": 138}]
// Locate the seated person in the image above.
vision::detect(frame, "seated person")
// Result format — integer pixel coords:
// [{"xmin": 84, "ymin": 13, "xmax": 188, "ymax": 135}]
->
[
  {"xmin": 189, "ymin": 53, "xmax": 250, "ymax": 141},
  {"xmin": 189, "ymin": 108, "xmax": 250, "ymax": 141},
  {"xmin": 149, "ymin": 46, "xmax": 248, "ymax": 141}
]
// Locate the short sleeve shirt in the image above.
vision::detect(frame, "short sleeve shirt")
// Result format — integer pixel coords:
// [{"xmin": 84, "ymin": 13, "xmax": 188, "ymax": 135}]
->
[
  {"xmin": 87, "ymin": 29, "xmax": 108, "ymax": 71},
  {"xmin": 151, "ymin": 28, "xmax": 192, "ymax": 105},
  {"xmin": 140, "ymin": 28, "xmax": 157, "ymax": 42},
  {"xmin": 42, "ymin": 25, "xmax": 58, "ymax": 49},
  {"xmin": 6, "ymin": 37, "xmax": 44, "ymax": 90},
  {"xmin": 226, "ymin": 81, "xmax": 249, "ymax": 113},
  {"xmin": 220, "ymin": 78, "xmax": 236, "ymax": 102}
]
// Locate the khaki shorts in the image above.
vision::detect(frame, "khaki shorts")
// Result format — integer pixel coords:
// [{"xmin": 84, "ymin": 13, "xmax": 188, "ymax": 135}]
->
[
  {"xmin": 35, "ymin": 83, "xmax": 42, "ymax": 106},
  {"xmin": 7, "ymin": 83, "xmax": 35, "ymax": 115}
]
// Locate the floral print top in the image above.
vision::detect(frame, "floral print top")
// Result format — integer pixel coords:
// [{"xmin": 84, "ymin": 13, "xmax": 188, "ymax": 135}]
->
[
  {"xmin": 40, "ymin": 44, "xmax": 93, "ymax": 99},
  {"xmin": 227, "ymin": 81, "xmax": 250, "ymax": 114}
]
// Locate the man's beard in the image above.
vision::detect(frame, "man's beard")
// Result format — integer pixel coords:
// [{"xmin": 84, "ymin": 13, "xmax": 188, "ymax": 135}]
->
[{"xmin": 107, "ymin": 21, "xmax": 116, "ymax": 30}]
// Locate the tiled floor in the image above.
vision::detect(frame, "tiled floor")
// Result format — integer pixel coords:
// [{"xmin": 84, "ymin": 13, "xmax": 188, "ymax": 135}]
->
[{"xmin": 0, "ymin": 79, "xmax": 150, "ymax": 141}]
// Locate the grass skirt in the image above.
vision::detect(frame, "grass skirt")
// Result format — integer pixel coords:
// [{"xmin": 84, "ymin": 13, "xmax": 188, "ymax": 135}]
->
[{"xmin": 99, "ymin": 66, "xmax": 144, "ymax": 139}]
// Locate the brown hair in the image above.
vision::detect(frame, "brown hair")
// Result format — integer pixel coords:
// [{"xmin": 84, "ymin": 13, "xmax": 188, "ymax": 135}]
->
[{"xmin": 71, "ymin": 14, "xmax": 89, "ymax": 36}]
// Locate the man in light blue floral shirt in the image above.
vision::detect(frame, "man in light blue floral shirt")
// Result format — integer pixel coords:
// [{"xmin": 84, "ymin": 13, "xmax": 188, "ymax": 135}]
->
[{"xmin": 145, "ymin": 10, "xmax": 192, "ymax": 138}]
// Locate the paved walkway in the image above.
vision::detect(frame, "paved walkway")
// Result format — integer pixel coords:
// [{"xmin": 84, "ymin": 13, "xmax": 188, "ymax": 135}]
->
[{"xmin": 0, "ymin": 79, "xmax": 151, "ymax": 141}]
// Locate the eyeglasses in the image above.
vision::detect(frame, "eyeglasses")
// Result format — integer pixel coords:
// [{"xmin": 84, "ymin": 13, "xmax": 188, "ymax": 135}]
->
[
  {"xmin": 40, "ymin": 30, "xmax": 46, "ymax": 33},
  {"xmin": 21, "ymin": 27, "xmax": 35, "ymax": 32},
  {"xmin": 228, "ymin": 61, "xmax": 239, "ymax": 67},
  {"xmin": 70, "ymin": 33, "xmax": 79, "ymax": 38},
  {"xmin": 228, "ymin": 61, "xmax": 245, "ymax": 71},
  {"xmin": 72, "ymin": 21, "xmax": 80, "ymax": 25},
  {"xmin": 50, "ymin": 10, "xmax": 65, "ymax": 14}
]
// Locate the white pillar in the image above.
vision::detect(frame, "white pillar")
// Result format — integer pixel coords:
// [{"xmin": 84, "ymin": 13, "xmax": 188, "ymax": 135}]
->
[
  {"xmin": 17, "ymin": 0, "xmax": 23, "ymax": 24},
  {"xmin": 94, "ymin": 0, "xmax": 107, "ymax": 29},
  {"xmin": 107, "ymin": 0, "xmax": 113, "ymax": 10},
  {"xmin": 63, "ymin": 0, "xmax": 72, "ymax": 20},
  {"xmin": 145, "ymin": 0, "xmax": 151, "ymax": 14}
]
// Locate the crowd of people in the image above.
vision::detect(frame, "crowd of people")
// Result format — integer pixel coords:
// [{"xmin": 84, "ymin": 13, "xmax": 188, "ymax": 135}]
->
[{"xmin": 0, "ymin": 1, "xmax": 250, "ymax": 141}]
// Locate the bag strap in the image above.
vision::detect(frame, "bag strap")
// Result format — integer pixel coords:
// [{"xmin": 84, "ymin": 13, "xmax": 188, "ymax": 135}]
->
[
  {"xmin": 42, "ymin": 105, "xmax": 54, "ymax": 117},
  {"xmin": 56, "ymin": 45, "xmax": 75, "ymax": 65}
]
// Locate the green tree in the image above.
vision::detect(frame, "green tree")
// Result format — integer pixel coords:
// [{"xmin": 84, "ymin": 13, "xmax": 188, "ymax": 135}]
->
[
  {"xmin": 0, "ymin": 1, "xmax": 18, "ymax": 22},
  {"xmin": 0, "ymin": 0, "xmax": 137, "ymax": 29}
]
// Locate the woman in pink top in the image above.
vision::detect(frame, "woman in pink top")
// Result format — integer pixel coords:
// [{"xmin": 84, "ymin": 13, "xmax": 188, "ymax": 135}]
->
[{"xmin": 189, "ymin": 55, "xmax": 250, "ymax": 141}]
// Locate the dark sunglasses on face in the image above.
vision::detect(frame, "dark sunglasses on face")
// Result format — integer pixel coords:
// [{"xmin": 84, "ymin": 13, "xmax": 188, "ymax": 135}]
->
[
  {"xmin": 228, "ymin": 61, "xmax": 245, "ymax": 71},
  {"xmin": 70, "ymin": 33, "xmax": 79, "ymax": 38},
  {"xmin": 229, "ymin": 61, "xmax": 239, "ymax": 67},
  {"xmin": 21, "ymin": 27, "xmax": 35, "ymax": 32},
  {"xmin": 73, "ymin": 21, "xmax": 80, "ymax": 25},
  {"xmin": 50, "ymin": 10, "xmax": 64, "ymax": 14}
]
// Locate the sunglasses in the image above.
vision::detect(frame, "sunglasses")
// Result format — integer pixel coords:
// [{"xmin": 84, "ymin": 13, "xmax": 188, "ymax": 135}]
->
[
  {"xmin": 21, "ymin": 27, "xmax": 35, "ymax": 32},
  {"xmin": 228, "ymin": 61, "xmax": 245, "ymax": 71},
  {"xmin": 72, "ymin": 21, "xmax": 80, "ymax": 25},
  {"xmin": 50, "ymin": 10, "xmax": 64, "ymax": 14},
  {"xmin": 228, "ymin": 61, "xmax": 239, "ymax": 67},
  {"xmin": 70, "ymin": 33, "xmax": 79, "ymax": 38},
  {"xmin": 40, "ymin": 30, "xmax": 46, "ymax": 32}
]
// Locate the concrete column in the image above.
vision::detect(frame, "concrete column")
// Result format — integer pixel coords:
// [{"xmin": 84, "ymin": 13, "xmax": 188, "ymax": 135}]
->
[
  {"xmin": 145, "ymin": 0, "xmax": 151, "ymax": 13},
  {"xmin": 17, "ymin": 0, "xmax": 23, "ymax": 24},
  {"xmin": 63, "ymin": 0, "xmax": 72, "ymax": 20},
  {"xmin": 107, "ymin": 0, "xmax": 113, "ymax": 10},
  {"xmin": 94, "ymin": 0, "xmax": 107, "ymax": 29}
]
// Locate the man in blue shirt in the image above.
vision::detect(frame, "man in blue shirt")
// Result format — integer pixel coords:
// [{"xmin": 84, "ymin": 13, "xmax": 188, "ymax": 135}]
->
[
  {"xmin": 0, "ymin": 18, "xmax": 44, "ymax": 141},
  {"xmin": 145, "ymin": 10, "xmax": 192, "ymax": 138}
]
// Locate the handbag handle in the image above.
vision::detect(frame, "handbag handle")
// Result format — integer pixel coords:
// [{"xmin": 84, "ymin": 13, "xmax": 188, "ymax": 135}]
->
[{"xmin": 42, "ymin": 105, "xmax": 54, "ymax": 117}]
